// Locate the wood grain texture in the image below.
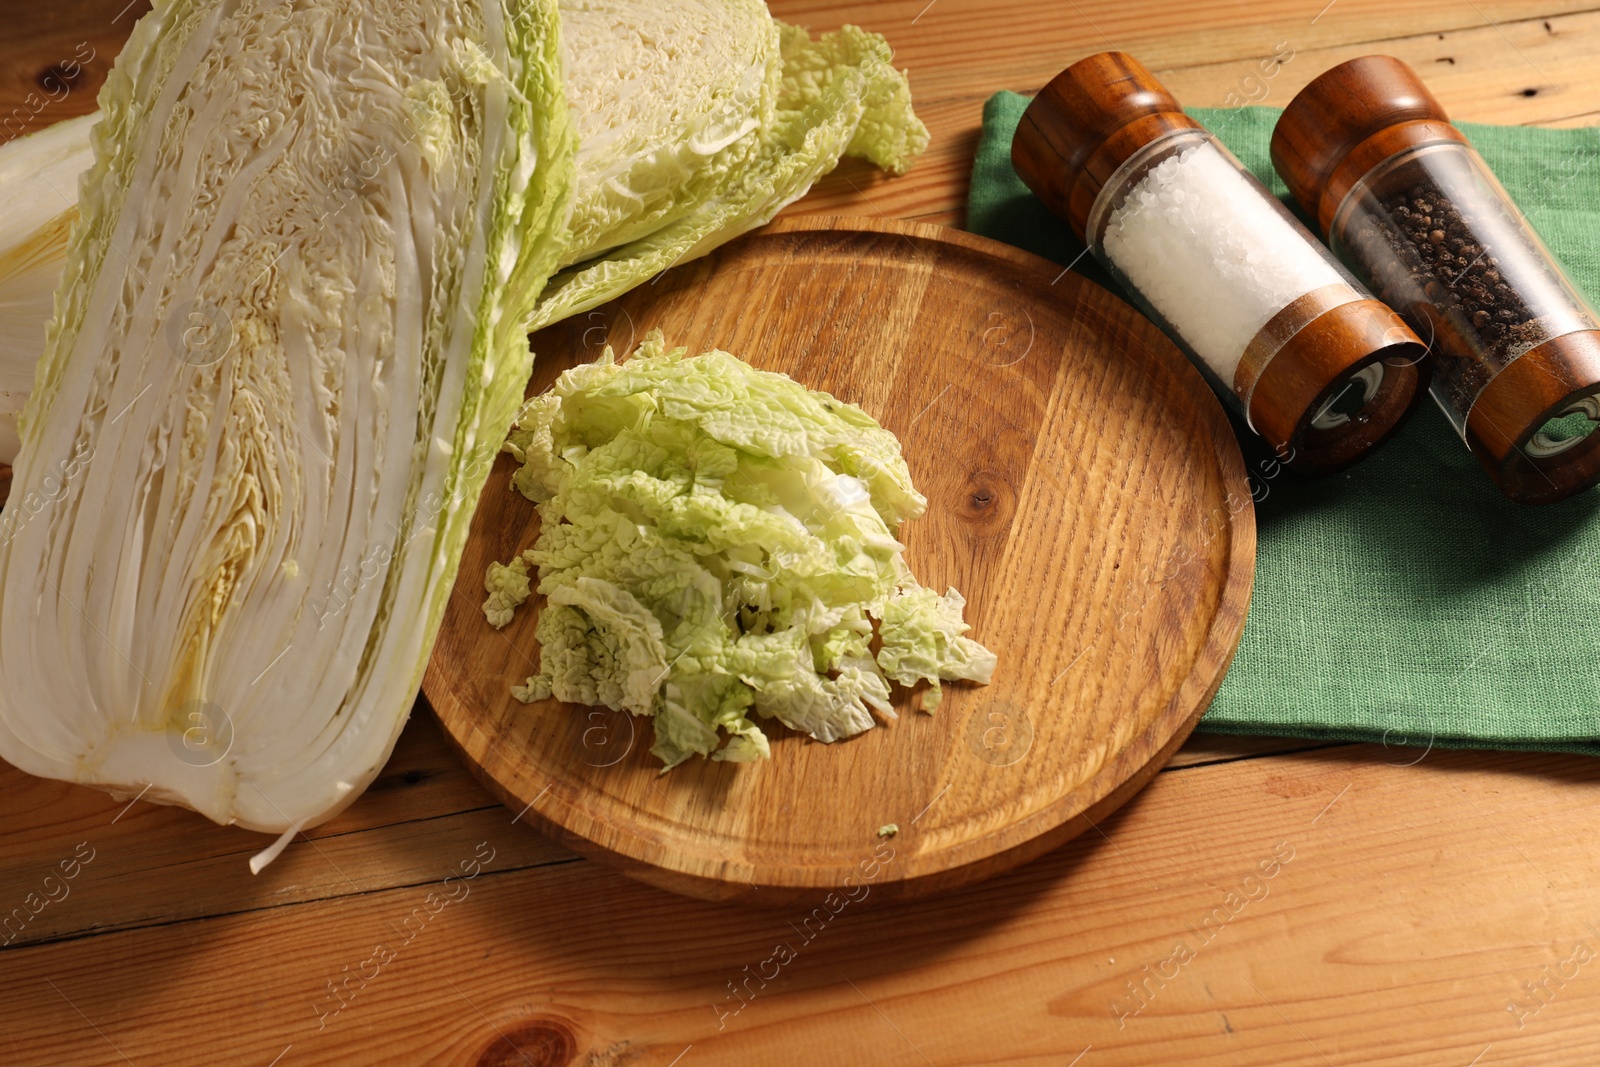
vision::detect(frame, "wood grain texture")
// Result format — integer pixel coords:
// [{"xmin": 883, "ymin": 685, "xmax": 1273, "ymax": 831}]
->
[
  {"xmin": 426, "ymin": 217, "xmax": 1255, "ymax": 903},
  {"xmin": 0, "ymin": 0, "xmax": 146, "ymax": 146},
  {"xmin": 3, "ymin": 3, "xmax": 1600, "ymax": 1065},
  {"xmin": 0, "ymin": 708, "xmax": 575, "ymax": 950},
  {"xmin": 6, "ymin": 745, "xmax": 1600, "ymax": 1067},
  {"xmin": 0, "ymin": 702, "xmax": 1327, "ymax": 948},
  {"xmin": 788, "ymin": 6, "xmax": 1600, "ymax": 226}
]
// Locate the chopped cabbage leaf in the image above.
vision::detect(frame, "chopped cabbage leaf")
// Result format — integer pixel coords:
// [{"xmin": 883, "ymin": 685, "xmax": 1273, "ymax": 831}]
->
[
  {"xmin": 487, "ymin": 332, "xmax": 995, "ymax": 767},
  {"xmin": 878, "ymin": 586, "xmax": 1000, "ymax": 711},
  {"xmin": 484, "ymin": 552, "xmax": 536, "ymax": 629}
]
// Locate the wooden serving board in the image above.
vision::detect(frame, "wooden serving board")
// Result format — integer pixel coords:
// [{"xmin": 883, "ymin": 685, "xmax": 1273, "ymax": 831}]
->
[{"xmin": 424, "ymin": 216, "xmax": 1254, "ymax": 904}]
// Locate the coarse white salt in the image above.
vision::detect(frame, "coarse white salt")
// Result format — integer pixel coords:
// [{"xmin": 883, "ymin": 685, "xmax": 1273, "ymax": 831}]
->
[{"xmin": 1099, "ymin": 138, "xmax": 1347, "ymax": 386}]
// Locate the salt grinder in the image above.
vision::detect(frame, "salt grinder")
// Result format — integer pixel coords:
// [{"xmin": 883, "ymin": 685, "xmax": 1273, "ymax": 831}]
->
[
  {"xmin": 1274, "ymin": 56, "xmax": 1600, "ymax": 504},
  {"xmin": 1011, "ymin": 51, "xmax": 1428, "ymax": 473}
]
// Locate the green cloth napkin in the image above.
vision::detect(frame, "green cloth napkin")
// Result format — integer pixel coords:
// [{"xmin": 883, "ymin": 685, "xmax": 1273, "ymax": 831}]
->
[{"xmin": 971, "ymin": 91, "xmax": 1600, "ymax": 754}]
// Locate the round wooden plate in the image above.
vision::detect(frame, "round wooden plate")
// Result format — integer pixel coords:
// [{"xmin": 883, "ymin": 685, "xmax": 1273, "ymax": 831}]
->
[{"xmin": 424, "ymin": 216, "xmax": 1255, "ymax": 905}]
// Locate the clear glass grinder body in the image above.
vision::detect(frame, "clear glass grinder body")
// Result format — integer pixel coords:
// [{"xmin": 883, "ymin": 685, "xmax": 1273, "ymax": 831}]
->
[
  {"xmin": 1090, "ymin": 128, "xmax": 1380, "ymax": 432},
  {"xmin": 1333, "ymin": 141, "xmax": 1599, "ymax": 446}
]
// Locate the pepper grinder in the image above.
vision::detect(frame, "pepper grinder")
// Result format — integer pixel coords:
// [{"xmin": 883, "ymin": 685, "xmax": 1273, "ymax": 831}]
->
[
  {"xmin": 1011, "ymin": 51, "xmax": 1428, "ymax": 474},
  {"xmin": 1274, "ymin": 55, "xmax": 1600, "ymax": 504}
]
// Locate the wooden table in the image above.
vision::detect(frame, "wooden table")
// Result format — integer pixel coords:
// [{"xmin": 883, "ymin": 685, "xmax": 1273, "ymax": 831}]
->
[{"xmin": 4, "ymin": 2, "xmax": 1600, "ymax": 1064}]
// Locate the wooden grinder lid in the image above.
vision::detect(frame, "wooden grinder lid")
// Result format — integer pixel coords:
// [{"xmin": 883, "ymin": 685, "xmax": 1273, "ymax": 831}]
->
[
  {"xmin": 1270, "ymin": 55, "xmax": 1466, "ymax": 238},
  {"xmin": 1011, "ymin": 51, "xmax": 1201, "ymax": 240},
  {"xmin": 1249, "ymin": 298, "xmax": 1428, "ymax": 474}
]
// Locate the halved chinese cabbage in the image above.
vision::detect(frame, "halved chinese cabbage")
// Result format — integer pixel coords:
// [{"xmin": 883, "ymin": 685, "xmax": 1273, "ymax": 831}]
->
[
  {"xmin": 0, "ymin": 10, "xmax": 928, "ymax": 448},
  {"xmin": 558, "ymin": 0, "xmax": 780, "ymax": 265},
  {"xmin": 0, "ymin": 1, "xmax": 929, "ymax": 839},
  {"xmin": 0, "ymin": 0, "xmax": 774, "ymax": 469},
  {"xmin": 0, "ymin": 0, "xmax": 576, "ymax": 833},
  {"xmin": 532, "ymin": 22, "xmax": 930, "ymax": 328}
]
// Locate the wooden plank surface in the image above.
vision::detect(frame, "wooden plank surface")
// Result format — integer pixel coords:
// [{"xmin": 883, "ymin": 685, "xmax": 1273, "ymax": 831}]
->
[
  {"xmin": 3, "ymin": 2, "xmax": 1600, "ymax": 1065},
  {"xmin": 790, "ymin": 4, "xmax": 1600, "ymax": 225},
  {"xmin": 7, "ymin": 745, "xmax": 1600, "ymax": 1066}
]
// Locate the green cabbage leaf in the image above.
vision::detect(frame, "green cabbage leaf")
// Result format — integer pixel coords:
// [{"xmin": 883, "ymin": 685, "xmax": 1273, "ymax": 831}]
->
[
  {"xmin": 530, "ymin": 22, "xmax": 931, "ymax": 329},
  {"xmin": 487, "ymin": 333, "xmax": 995, "ymax": 769}
]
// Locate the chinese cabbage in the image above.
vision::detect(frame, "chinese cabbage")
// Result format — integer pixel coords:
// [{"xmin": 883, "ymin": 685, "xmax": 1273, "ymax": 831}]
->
[
  {"xmin": 487, "ymin": 334, "xmax": 995, "ymax": 769},
  {"xmin": 0, "ymin": 0, "xmax": 930, "ymax": 837},
  {"xmin": 0, "ymin": 0, "xmax": 575, "ymax": 833}
]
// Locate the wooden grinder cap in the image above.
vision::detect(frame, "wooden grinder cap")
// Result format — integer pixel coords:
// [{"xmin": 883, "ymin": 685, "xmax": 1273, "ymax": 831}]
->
[
  {"xmin": 1468, "ymin": 333, "xmax": 1600, "ymax": 504},
  {"xmin": 1011, "ymin": 51, "xmax": 1201, "ymax": 240},
  {"xmin": 1270, "ymin": 55, "xmax": 1466, "ymax": 238}
]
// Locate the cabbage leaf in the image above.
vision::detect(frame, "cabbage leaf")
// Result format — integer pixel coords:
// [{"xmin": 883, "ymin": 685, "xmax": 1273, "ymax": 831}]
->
[
  {"xmin": 488, "ymin": 333, "xmax": 995, "ymax": 768},
  {"xmin": 530, "ymin": 22, "xmax": 931, "ymax": 329}
]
